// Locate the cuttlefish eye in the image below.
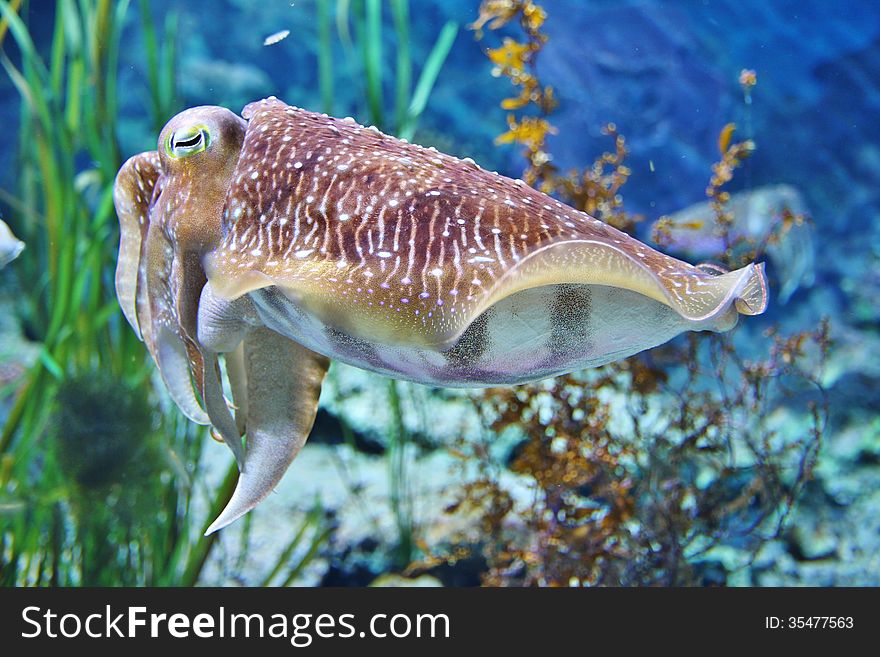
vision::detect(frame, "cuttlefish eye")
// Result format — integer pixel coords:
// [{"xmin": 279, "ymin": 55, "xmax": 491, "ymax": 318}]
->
[{"xmin": 164, "ymin": 124, "xmax": 210, "ymax": 159}]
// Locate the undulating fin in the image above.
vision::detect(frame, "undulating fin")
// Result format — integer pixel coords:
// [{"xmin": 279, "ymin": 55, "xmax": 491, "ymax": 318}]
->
[
  {"xmin": 113, "ymin": 152, "xmax": 162, "ymax": 340},
  {"xmin": 695, "ymin": 262, "xmax": 730, "ymax": 276},
  {"xmin": 733, "ymin": 262, "xmax": 768, "ymax": 315},
  {"xmin": 469, "ymin": 241, "xmax": 770, "ymax": 341},
  {"xmin": 205, "ymin": 328, "xmax": 329, "ymax": 535}
]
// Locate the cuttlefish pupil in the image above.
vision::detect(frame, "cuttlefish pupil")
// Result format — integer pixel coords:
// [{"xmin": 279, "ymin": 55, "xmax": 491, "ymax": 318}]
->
[
  {"xmin": 113, "ymin": 96, "xmax": 768, "ymax": 534},
  {"xmin": 166, "ymin": 124, "xmax": 210, "ymax": 159}
]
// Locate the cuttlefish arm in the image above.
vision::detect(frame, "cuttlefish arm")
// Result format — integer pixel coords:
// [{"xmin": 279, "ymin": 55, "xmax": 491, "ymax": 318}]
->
[
  {"xmin": 114, "ymin": 152, "xmax": 160, "ymax": 342},
  {"xmin": 210, "ymin": 330, "xmax": 327, "ymax": 534},
  {"xmin": 198, "ymin": 286, "xmax": 328, "ymax": 534},
  {"xmin": 114, "ymin": 153, "xmax": 209, "ymax": 424},
  {"xmin": 225, "ymin": 342, "xmax": 249, "ymax": 437},
  {"xmin": 114, "ymin": 152, "xmax": 244, "ymax": 463}
]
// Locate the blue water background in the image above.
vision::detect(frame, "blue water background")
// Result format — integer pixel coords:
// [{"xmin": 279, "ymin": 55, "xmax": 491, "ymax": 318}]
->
[{"xmin": 1, "ymin": 0, "xmax": 878, "ymax": 586}]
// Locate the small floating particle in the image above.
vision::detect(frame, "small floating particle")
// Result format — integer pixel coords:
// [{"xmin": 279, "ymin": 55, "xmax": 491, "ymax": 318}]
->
[{"xmin": 263, "ymin": 30, "xmax": 290, "ymax": 46}]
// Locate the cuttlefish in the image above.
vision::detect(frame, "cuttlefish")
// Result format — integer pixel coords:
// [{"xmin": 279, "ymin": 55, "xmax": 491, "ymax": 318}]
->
[{"xmin": 114, "ymin": 97, "xmax": 768, "ymax": 534}]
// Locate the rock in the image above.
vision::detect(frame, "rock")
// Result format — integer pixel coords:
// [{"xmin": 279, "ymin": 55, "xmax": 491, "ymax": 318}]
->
[
  {"xmin": 785, "ymin": 523, "xmax": 839, "ymax": 562},
  {"xmin": 369, "ymin": 574, "xmax": 443, "ymax": 587}
]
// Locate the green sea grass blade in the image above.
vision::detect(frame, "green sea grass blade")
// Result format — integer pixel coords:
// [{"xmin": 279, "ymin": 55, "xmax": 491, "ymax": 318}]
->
[
  {"xmin": 159, "ymin": 10, "xmax": 177, "ymax": 117},
  {"xmin": 363, "ymin": 0, "xmax": 383, "ymax": 128},
  {"xmin": 390, "ymin": 0, "xmax": 410, "ymax": 130},
  {"xmin": 335, "ymin": 0, "xmax": 352, "ymax": 50},
  {"xmin": 258, "ymin": 502, "xmax": 322, "ymax": 587},
  {"xmin": 317, "ymin": 0, "xmax": 333, "ymax": 114},
  {"xmin": 398, "ymin": 20, "xmax": 457, "ymax": 141},
  {"xmin": 179, "ymin": 461, "xmax": 240, "ymax": 586},
  {"xmin": 279, "ymin": 521, "xmax": 332, "ymax": 587}
]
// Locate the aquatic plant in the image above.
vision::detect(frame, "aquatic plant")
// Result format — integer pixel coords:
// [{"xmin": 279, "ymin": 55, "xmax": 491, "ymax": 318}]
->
[
  {"xmin": 0, "ymin": 0, "xmax": 215, "ymax": 586},
  {"xmin": 472, "ymin": 0, "xmax": 638, "ymax": 232},
  {"xmin": 432, "ymin": 310, "xmax": 828, "ymax": 585},
  {"xmin": 0, "ymin": 0, "xmax": 464, "ymax": 585},
  {"xmin": 329, "ymin": 0, "xmax": 458, "ymax": 140},
  {"xmin": 0, "ymin": 0, "xmax": 328, "ymax": 586},
  {"xmin": 406, "ymin": 0, "xmax": 829, "ymax": 586}
]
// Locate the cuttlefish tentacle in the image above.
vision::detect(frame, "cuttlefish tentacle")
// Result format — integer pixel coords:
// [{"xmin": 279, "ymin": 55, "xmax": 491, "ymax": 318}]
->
[
  {"xmin": 197, "ymin": 282, "xmax": 263, "ymax": 466},
  {"xmin": 198, "ymin": 276, "xmax": 327, "ymax": 534},
  {"xmin": 139, "ymin": 106, "xmax": 250, "ymax": 457},
  {"xmin": 205, "ymin": 327, "xmax": 329, "ymax": 535},
  {"xmin": 115, "ymin": 108, "xmax": 250, "ymax": 460},
  {"xmin": 174, "ymin": 250, "xmax": 245, "ymax": 464},
  {"xmin": 201, "ymin": 352, "xmax": 245, "ymax": 466},
  {"xmin": 114, "ymin": 151, "xmax": 214, "ymax": 425},
  {"xmin": 196, "ymin": 275, "xmax": 261, "ymax": 462}
]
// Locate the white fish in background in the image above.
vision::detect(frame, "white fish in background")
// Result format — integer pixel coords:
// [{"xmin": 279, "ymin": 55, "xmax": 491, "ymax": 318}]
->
[
  {"xmin": 655, "ymin": 184, "xmax": 814, "ymax": 303},
  {"xmin": 0, "ymin": 218, "xmax": 24, "ymax": 268},
  {"xmin": 263, "ymin": 30, "xmax": 290, "ymax": 46}
]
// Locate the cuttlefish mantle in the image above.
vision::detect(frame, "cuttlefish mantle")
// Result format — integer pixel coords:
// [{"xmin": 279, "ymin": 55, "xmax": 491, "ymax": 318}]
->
[{"xmin": 113, "ymin": 96, "xmax": 768, "ymax": 534}]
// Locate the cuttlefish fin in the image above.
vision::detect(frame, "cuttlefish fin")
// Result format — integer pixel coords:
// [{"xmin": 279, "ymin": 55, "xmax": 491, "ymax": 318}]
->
[
  {"xmin": 113, "ymin": 152, "xmax": 162, "ymax": 340},
  {"xmin": 732, "ymin": 262, "xmax": 768, "ymax": 315},
  {"xmin": 205, "ymin": 328, "xmax": 329, "ymax": 535},
  {"xmin": 476, "ymin": 240, "xmax": 769, "ymax": 337},
  {"xmin": 696, "ymin": 261, "xmax": 768, "ymax": 316}
]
